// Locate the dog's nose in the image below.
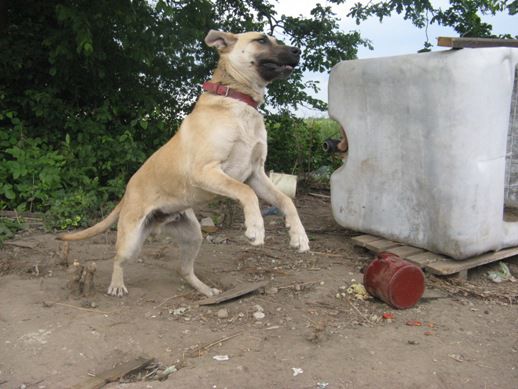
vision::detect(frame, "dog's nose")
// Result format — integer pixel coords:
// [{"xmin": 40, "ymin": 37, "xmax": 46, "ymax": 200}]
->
[{"xmin": 290, "ymin": 46, "xmax": 301, "ymax": 56}]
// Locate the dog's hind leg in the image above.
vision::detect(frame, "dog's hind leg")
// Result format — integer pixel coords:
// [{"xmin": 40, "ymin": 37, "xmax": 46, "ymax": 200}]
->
[
  {"xmin": 108, "ymin": 210, "xmax": 149, "ymax": 297},
  {"xmin": 162, "ymin": 209, "xmax": 221, "ymax": 297}
]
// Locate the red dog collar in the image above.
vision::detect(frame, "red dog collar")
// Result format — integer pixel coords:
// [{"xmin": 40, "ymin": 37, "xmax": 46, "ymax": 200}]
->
[{"xmin": 202, "ymin": 82, "xmax": 259, "ymax": 109}]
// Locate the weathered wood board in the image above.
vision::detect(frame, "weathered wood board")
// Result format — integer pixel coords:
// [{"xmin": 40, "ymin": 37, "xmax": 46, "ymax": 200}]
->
[
  {"xmin": 352, "ymin": 234, "xmax": 518, "ymax": 276},
  {"xmin": 437, "ymin": 36, "xmax": 518, "ymax": 49},
  {"xmin": 198, "ymin": 281, "xmax": 269, "ymax": 305}
]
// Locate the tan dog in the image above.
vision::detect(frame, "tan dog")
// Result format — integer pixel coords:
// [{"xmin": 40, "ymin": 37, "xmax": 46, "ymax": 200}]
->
[{"xmin": 58, "ymin": 30, "xmax": 310, "ymax": 297}]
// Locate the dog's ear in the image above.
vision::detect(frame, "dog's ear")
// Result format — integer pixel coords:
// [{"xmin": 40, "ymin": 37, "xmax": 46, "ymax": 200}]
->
[{"xmin": 205, "ymin": 30, "xmax": 237, "ymax": 50}]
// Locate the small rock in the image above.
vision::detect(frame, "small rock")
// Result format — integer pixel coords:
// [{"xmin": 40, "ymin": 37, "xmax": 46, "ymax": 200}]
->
[
  {"xmin": 42, "ymin": 301, "xmax": 54, "ymax": 308},
  {"xmin": 217, "ymin": 309, "xmax": 229, "ymax": 319},
  {"xmin": 254, "ymin": 304, "xmax": 264, "ymax": 312},
  {"xmin": 201, "ymin": 217, "xmax": 217, "ymax": 233},
  {"xmin": 253, "ymin": 311, "xmax": 265, "ymax": 320},
  {"xmin": 407, "ymin": 340, "xmax": 419, "ymax": 345},
  {"xmin": 266, "ymin": 287, "xmax": 278, "ymax": 295}
]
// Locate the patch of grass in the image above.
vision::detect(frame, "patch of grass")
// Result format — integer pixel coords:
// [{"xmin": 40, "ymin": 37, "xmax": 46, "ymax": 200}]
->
[{"xmin": 0, "ymin": 217, "xmax": 24, "ymax": 246}]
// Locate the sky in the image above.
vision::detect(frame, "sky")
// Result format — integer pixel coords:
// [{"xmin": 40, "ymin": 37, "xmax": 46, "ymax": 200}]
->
[{"xmin": 273, "ymin": 0, "xmax": 518, "ymax": 117}]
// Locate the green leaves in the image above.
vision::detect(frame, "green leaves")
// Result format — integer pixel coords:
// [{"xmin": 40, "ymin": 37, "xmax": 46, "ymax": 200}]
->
[{"xmin": 348, "ymin": 0, "xmax": 516, "ymax": 41}]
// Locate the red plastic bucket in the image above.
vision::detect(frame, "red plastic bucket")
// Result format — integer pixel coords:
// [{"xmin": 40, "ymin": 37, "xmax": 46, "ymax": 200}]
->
[{"xmin": 363, "ymin": 252, "xmax": 425, "ymax": 309}]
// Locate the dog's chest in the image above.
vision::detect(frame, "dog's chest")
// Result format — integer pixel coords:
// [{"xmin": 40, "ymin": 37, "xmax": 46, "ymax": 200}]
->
[{"xmin": 222, "ymin": 122, "xmax": 267, "ymax": 182}]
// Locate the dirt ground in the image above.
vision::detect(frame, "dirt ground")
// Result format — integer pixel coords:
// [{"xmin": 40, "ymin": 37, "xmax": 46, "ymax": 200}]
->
[{"xmin": 1, "ymin": 194, "xmax": 517, "ymax": 389}]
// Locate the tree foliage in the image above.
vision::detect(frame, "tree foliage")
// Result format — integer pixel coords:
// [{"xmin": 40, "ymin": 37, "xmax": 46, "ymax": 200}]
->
[
  {"xmin": 0, "ymin": 0, "xmax": 363, "ymax": 226},
  {"xmin": 348, "ymin": 0, "xmax": 517, "ymax": 47}
]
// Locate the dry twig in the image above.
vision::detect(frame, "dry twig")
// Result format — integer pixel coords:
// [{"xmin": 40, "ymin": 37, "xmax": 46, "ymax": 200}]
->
[{"xmin": 187, "ymin": 332, "xmax": 242, "ymax": 357}]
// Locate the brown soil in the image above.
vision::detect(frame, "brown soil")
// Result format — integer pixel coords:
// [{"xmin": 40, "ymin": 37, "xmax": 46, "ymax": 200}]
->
[{"xmin": 1, "ymin": 194, "xmax": 517, "ymax": 389}]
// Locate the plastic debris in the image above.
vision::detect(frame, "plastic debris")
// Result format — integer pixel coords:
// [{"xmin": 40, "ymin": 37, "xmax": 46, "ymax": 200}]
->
[
  {"xmin": 406, "ymin": 320, "xmax": 422, "ymax": 326},
  {"xmin": 346, "ymin": 283, "xmax": 370, "ymax": 300},
  {"xmin": 487, "ymin": 262, "xmax": 516, "ymax": 283},
  {"xmin": 317, "ymin": 382, "xmax": 329, "ymax": 389},
  {"xmin": 292, "ymin": 367, "xmax": 303, "ymax": 377},
  {"xmin": 253, "ymin": 311, "xmax": 265, "ymax": 320},
  {"xmin": 156, "ymin": 365, "xmax": 177, "ymax": 381},
  {"xmin": 382, "ymin": 312, "xmax": 395, "ymax": 320},
  {"xmin": 213, "ymin": 355, "xmax": 230, "ymax": 361},
  {"xmin": 262, "ymin": 206, "xmax": 281, "ymax": 217},
  {"xmin": 172, "ymin": 307, "xmax": 188, "ymax": 316}
]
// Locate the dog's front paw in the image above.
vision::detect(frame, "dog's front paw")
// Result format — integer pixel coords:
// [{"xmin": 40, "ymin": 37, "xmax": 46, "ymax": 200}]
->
[
  {"xmin": 107, "ymin": 283, "xmax": 128, "ymax": 297},
  {"xmin": 245, "ymin": 222, "xmax": 265, "ymax": 246},
  {"xmin": 290, "ymin": 231, "xmax": 310, "ymax": 253}
]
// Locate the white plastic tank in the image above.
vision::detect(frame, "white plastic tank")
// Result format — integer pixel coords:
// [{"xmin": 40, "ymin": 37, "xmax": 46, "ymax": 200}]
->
[{"xmin": 329, "ymin": 47, "xmax": 518, "ymax": 259}]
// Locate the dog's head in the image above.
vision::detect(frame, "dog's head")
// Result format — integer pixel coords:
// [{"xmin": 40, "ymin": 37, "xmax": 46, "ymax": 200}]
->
[{"xmin": 205, "ymin": 30, "xmax": 301, "ymax": 84}]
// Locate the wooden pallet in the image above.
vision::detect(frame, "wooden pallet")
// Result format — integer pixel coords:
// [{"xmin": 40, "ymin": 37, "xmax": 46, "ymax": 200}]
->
[{"xmin": 352, "ymin": 234, "xmax": 518, "ymax": 277}]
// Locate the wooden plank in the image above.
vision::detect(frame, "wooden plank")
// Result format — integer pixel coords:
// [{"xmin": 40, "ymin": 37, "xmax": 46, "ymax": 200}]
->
[
  {"xmin": 351, "ymin": 234, "xmax": 380, "ymax": 247},
  {"xmin": 352, "ymin": 232, "xmax": 518, "ymax": 276},
  {"xmin": 72, "ymin": 357, "xmax": 154, "ymax": 389},
  {"xmin": 405, "ymin": 252, "xmax": 448, "ymax": 268},
  {"xmin": 198, "ymin": 281, "xmax": 269, "ymax": 305},
  {"xmin": 363, "ymin": 239, "xmax": 401, "ymax": 252},
  {"xmin": 386, "ymin": 245, "xmax": 424, "ymax": 258},
  {"xmin": 426, "ymin": 246, "xmax": 518, "ymax": 275},
  {"xmin": 437, "ymin": 36, "xmax": 518, "ymax": 49}
]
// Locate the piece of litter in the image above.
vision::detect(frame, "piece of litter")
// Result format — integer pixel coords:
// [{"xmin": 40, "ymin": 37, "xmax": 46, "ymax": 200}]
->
[
  {"xmin": 213, "ymin": 355, "xmax": 230, "ymax": 361},
  {"xmin": 346, "ymin": 283, "xmax": 370, "ymax": 300},
  {"xmin": 487, "ymin": 262, "xmax": 516, "ymax": 283},
  {"xmin": 406, "ymin": 320, "xmax": 422, "ymax": 326},
  {"xmin": 253, "ymin": 311, "xmax": 265, "ymax": 320},
  {"xmin": 156, "ymin": 365, "xmax": 177, "ymax": 381},
  {"xmin": 292, "ymin": 367, "xmax": 303, "ymax": 377},
  {"xmin": 382, "ymin": 312, "xmax": 395, "ymax": 320},
  {"xmin": 448, "ymin": 353, "xmax": 464, "ymax": 363},
  {"xmin": 317, "ymin": 383, "xmax": 329, "ymax": 389},
  {"xmin": 172, "ymin": 307, "xmax": 188, "ymax": 316}
]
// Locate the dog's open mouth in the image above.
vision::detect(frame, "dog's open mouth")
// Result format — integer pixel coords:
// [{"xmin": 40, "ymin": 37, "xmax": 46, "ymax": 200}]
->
[
  {"xmin": 260, "ymin": 61, "xmax": 298, "ymax": 72},
  {"xmin": 256, "ymin": 46, "xmax": 301, "ymax": 81},
  {"xmin": 262, "ymin": 62, "xmax": 297, "ymax": 70}
]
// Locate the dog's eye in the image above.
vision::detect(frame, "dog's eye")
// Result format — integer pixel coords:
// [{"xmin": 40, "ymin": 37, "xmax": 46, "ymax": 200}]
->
[{"xmin": 257, "ymin": 38, "xmax": 267, "ymax": 44}]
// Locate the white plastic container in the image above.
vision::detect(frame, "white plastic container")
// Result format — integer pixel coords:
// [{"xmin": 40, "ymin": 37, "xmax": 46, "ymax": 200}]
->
[
  {"xmin": 269, "ymin": 171, "xmax": 297, "ymax": 199},
  {"xmin": 329, "ymin": 48, "xmax": 518, "ymax": 259}
]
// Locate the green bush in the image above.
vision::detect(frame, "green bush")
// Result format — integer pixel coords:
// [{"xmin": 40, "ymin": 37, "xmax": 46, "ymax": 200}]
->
[
  {"xmin": 266, "ymin": 113, "xmax": 342, "ymax": 178},
  {"xmin": 0, "ymin": 217, "xmax": 24, "ymax": 246}
]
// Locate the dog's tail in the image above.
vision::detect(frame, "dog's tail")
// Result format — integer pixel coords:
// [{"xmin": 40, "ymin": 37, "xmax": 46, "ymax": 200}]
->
[{"xmin": 57, "ymin": 201, "xmax": 122, "ymax": 241}]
